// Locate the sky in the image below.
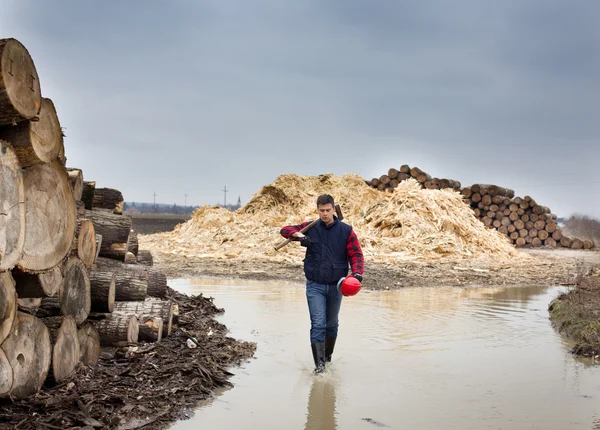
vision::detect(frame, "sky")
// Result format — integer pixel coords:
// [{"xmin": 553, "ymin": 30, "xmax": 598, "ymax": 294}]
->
[{"xmin": 1, "ymin": 0, "xmax": 599, "ymax": 217}]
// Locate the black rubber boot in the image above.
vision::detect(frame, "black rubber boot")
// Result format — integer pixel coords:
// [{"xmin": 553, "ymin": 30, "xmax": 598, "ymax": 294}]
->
[
  {"xmin": 325, "ymin": 336, "xmax": 337, "ymax": 363},
  {"xmin": 311, "ymin": 342, "xmax": 326, "ymax": 374}
]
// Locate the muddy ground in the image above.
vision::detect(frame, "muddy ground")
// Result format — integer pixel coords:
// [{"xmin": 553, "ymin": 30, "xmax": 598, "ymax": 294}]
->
[{"xmin": 147, "ymin": 248, "xmax": 600, "ymax": 290}]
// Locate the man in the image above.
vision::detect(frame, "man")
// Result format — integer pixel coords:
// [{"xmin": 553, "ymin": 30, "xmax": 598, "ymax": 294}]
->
[{"xmin": 280, "ymin": 194, "xmax": 364, "ymax": 373}]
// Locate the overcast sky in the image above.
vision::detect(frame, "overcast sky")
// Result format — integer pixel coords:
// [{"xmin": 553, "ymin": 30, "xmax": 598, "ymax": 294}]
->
[{"xmin": 1, "ymin": 0, "xmax": 599, "ymax": 217}]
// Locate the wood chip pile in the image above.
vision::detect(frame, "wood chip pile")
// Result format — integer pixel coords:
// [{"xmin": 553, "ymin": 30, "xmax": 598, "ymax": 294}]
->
[
  {"xmin": 0, "ymin": 38, "xmax": 176, "ymax": 400},
  {"xmin": 367, "ymin": 164, "xmax": 594, "ymax": 249},
  {"xmin": 140, "ymin": 173, "xmax": 522, "ymax": 266}
]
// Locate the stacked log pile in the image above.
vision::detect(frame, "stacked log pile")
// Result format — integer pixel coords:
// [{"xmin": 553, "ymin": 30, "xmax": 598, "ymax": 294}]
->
[
  {"xmin": 367, "ymin": 164, "xmax": 594, "ymax": 249},
  {"xmin": 0, "ymin": 38, "xmax": 166, "ymax": 400}
]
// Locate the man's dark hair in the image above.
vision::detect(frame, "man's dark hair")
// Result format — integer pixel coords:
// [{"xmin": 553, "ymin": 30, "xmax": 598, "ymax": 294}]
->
[{"xmin": 316, "ymin": 194, "xmax": 335, "ymax": 207}]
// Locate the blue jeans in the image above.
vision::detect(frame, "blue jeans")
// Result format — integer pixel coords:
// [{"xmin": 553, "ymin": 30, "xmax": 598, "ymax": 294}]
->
[{"xmin": 306, "ymin": 280, "xmax": 343, "ymax": 344}]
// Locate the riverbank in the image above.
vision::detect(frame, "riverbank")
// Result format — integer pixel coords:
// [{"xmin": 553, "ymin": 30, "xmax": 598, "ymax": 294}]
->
[
  {"xmin": 0, "ymin": 288, "xmax": 256, "ymax": 430},
  {"xmin": 549, "ymin": 267, "xmax": 600, "ymax": 358}
]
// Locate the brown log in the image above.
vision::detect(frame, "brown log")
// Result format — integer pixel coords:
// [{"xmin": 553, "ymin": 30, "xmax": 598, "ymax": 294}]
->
[
  {"xmin": 525, "ymin": 236, "xmax": 533, "ymax": 244},
  {"xmin": 417, "ymin": 172, "xmax": 432, "ymax": 183},
  {"xmin": 376, "ymin": 183, "xmax": 385, "ymax": 191},
  {"xmin": 448, "ymin": 180, "xmax": 461, "ymax": 189},
  {"xmin": 400, "ymin": 165, "xmax": 411, "ymax": 174},
  {"xmin": 503, "ymin": 209, "xmax": 511, "ymax": 216},
  {"xmin": 514, "ymin": 220, "xmax": 525, "ymax": 230},
  {"xmin": 583, "ymin": 240, "xmax": 593, "ymax": 249},
  {"xmin": 370, "ymin": 178, "xmax": 380, "ymax": 187},
  {"xmin": 66, "ymin": 168, "xmax": 83, "ymax": 201},
  {"xmin": 490, "ymin": 204, "xmax": 499, "ymax": 212},
  {"xmin": 77, "ymin": 321, "xmax": 100, "ymax": 366},
  {"xmin": 478, "ymin": 203, "xmax": 485, "ymax": 210},
  {"xmin": 495, "ymin": 212, "xmax": 505, "ymax": 221},
  {"xmin": 517, "ymin": 208, "xmax": 525, "ymax": 216},
  {"xmin": 487, "ymin": 186, "xmax": 515, "ymax": 198},
  {"xmin": 525, "ymin": 221, "xmax": 534, "ymax": 230},
  {"xmin": 515, "ymin": 237, "xmax": 526, "ymax": 246},
  {"xmin": 560, "ymin": 237, "xmax": 572, "ymax": 247},
  {"xmin": 124, "ymin": 251, "xmax": 137, "ymax": 264},
  {"xmin": 0, "ymin": 347, "xmax": 12, "ymax": 396},
  {"xmin": 498, "ymin": 225, "xmax": 508, "ymax": 235},
  {"xmin": 534, "ymin": 220, "xmax": 546, "ymax": 231},
  {"xmin": 510, "ymin": 232, "xmax": 519, "ymax": 240},
  {"xmin": 19, "ymin": 160, "xmax": 76, "ymax": 271},
  {"xmin": 0, "ymin": 98, "xmax": 63, "ymax": 168},
  {"xmin": 532, "ymin": 237, "xmax": 542, "ymax": 247},
  {"xmin": 537, "ymin": 230, "xmax": 549, "ymax": 241},
  {"xmin": 397, "ymin": 173, "xmax": 410, "ymax": 182},
  {"xmin": 507, "ymin": 225, "xmax": 516, "ymax": 233},
  {"xmin": 0, "ymin": 38, "xmax": 41, "ymax": 126},
  {"xmin": 501, "ymin": 217, "xmax": 511, "ymax": 227},
  {"xmin": 461, "ymin": 187, "xmax": 472, "ymax": 198},
  {"xmin": 552, "ymin": 230, "xmax": 563, "ymax": 241},
  {"xmin": 513, "ymin": 197, "xmax": 523, "ymax": 204},
  {"xmin": 473, "ymin": 208, "xmax": 481, "ymax": 218},
  {"xmin": 519, "ymin": 201, "xmax": 529, "ymax": 210},
  {"xmin": 84, "ymin": 209, "xmax": 132, "ymax": 261},
  {"xmin": 0, "ymin": 141, "xmax": 25, "ymax": 270},
  {"xmin": 509, "ymin": 203, "xmax": 519, "ymax": 212},
  {"xmin": 493, "ymin": 219, "xmax": 501, "ymax": 229},
  {"xmin": 136, "ymin": 250, "xmax": 154, "ymax": 267},
  {"xmin": 544, "ymin": 238, "xmax": 557, "ymax": 247},
  {"xmin": 409, "ymin": 167, "xmax": 422, "ymax": 178},
  {"xmin": 524, "ymin": 195, "xmax": 532, "ymax": 202},
  {"xmin": 471, "ymin": 193, "xmax": 482, "ymax": 203},
  {"xmin": 81, "ymin": 181, "xmax": 96, "ymax": 210},
  {"xmin": 42, "ymin": 316, "xmax": 80, "ymax": 384},
  {"xmin": 571, "ymin": 239, "xmax": 584, "ymax": 250},
  {"xmin": 113, "ymin": 299, "xmax": 173, "ymax": 336},
  {"xmin": 519, "ymin": 229, "xmax": 528, "ymax": 238},
  {"xmin": 389, "ymin": 179, "xmax": 399, "ymax": 188},
  {"xmin": 88, "ymin": 270, "xmax": 116, "ymax": 313},
  {"xmin": 92, "ymin": 188, "xmax": 124, "ymax": 214},
  {"xmin": 91, "ymin": 314, "xmax": 139, "ymax": 346},
  {"xmin": 509, "ymin": 212, "xmax": 520, "ymax": 222},
  {"xmin": 94, "ymin": 257, "xmax": 148, "ymax": 301},
  {"xmin": 0, "ymin": 312, "xmax": 51, "ymax": 398},
  {"xmin": 59, "ymin": 257, "xmax": 91, "ymax": 324},
  {"xmin": 75, "ymin": 219, "xmax": 97, "ymax": 268},
  {"xmin": 0, "ymin": 271, "xmax": 17, "ymax": 345},
  {"xmin": 438, "ymin": 179, "xmax": 450, "ymax": 189},
  {"xmin": 94, "ymin": 257, "xmax": 167, "ymax": 297},
  {"xmin": 379, "ymin": 175, "xmax": 391, "ymax": 186},
  {"xmin": 482, "ymin": 217, "xmax": 492, "ymax": 227},
  {"xmin": 138, "ymin": 315, "xmax": 163, "ymax": 343},
  {"xmin": 521, "ymin": 214, "xmax": 530, "ymax": 223},
  {"xmin": 387, "ymin": 168, "xmax": 399, "ymax": 179},
  {"xmin": 12, "ymin": 265, "xmax": 63, "ymax": 298},
  {"xmin": 545, "ymin": 222, "xmax": 557, "ymax": 233},
  {"xmin": 530, "ymin": 214, "xmax": 539, "ymax": 223}
]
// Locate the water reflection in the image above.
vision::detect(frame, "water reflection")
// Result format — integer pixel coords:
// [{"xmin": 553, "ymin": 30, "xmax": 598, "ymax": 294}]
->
[{"xmin": 304, "ymin": 374, "xmax": 338, "ymax": 430}]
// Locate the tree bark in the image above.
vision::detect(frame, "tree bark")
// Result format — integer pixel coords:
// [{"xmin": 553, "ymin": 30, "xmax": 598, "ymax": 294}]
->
[
  {"xmin": 0, "ymin": 141, "xmax": 25, "ymax": 271},
  {"xmin": 0, "ymin": 312, "xmax": 51, "ymax": 398},
  {"xmin": 19, "ymin": 160, "xmax": 76, "ymax": 271},
  {"xmin": 583, "ymin": 240, "xmax": 593, "ymax": 249},
  {"xmin": 417, "ymin": 172, "xmax": 431, "ymax": 183},
  {"xmin": 571, "ymin": 239, "xmax": 584, "ymax": 250},
  {"xmin": 66, "ymin": 168, "xmax": 83, "ymax": 201},
  {"xmin": 0, "ymin": 38, "xmax": 42, "ymax": 126},
  {"xmin": 81, "ymin": 181, "xmax": 95, "ymax": 210},
  {"xmin": 88, "ymin": 270, "xmax": 116, "ymax": 313},
  {"xmin": 59, "ymin": 257, "xmax": 91, "ymax": 324},
  {"xmin": 136, "ymin": 250, "xmax": 154, "ymax": 266},
  {"xmin": 77, "ymin": 321, "xmax": 100, "ymax": 366},
  {"xmin": 0, "ymin": 348, "xmax": 12, "ymax": 396},
  {"xmin": 91, "ymin": 314, "xmax": 139, "ymax": 346},
  {"xmin": 74, "ymin": 218, "xmax": 97, "ymax": 268},
  {"xmin": 138, "ymin": 315, "xmax": 163, "ymax": 342},
  {"xmin": 400, "ymin": 165, "xmax": 411, "ymax": 174},
  {"xmin": 0, "ymin": 271, "xmax": 17, "ymax": 345},
  {"xmin": 12, "ymin": 265, "xmax": 63, "ymax": 298},
  {"xmin": 127, "ymin": 231, "xmax": 139, "ymax": 256},
  {"xmin": 113, "ymin": 299, "xmax": 173, "ymax": 336},
  {"xmin": 92, "ymin": 188, "xmax": 124, "ymax": 214},
  {"xmin": 387, "ymin": 168, "xmax": 399, "ymax": 179},
  {"xmin": 84, "ymin": 209, "xmax": 131, "ymax": 261},
  {"xmin": 94, "ymin": 257, "xmax": 156, "ymax": 299},
  {"xmin": 42, "ymin": 316, "xmax": 80, "ymax": 384}
]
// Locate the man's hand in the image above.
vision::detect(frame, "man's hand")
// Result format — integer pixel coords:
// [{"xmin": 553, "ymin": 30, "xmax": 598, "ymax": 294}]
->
[
  {"xmin": 300, "ymin": 236, "xmax": 311, "ymax": 249},
  {"xmin": 351, "ymin": 273, "xmax": 363, "ymax": 282}
]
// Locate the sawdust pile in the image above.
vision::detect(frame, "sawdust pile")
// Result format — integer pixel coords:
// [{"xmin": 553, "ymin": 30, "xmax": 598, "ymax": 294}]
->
[{"xmin": 140, "ymin": 174, "xmax": 523, "ymax": 264}]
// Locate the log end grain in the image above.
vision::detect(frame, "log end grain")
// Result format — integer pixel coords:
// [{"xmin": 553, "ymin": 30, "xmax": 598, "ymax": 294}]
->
[
  {"xmin": 0, "ymin": 272, "xmax": 17, "ymax": 344},
  {"xmin": 77, "ymin": 322, "xmax": 101, "ymax": 366}
]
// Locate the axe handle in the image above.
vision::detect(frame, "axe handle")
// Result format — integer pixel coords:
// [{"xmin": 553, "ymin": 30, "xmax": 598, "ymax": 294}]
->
[{"xmin": 274, "ymin": 219, "xmax": 319, "ymax": 251}]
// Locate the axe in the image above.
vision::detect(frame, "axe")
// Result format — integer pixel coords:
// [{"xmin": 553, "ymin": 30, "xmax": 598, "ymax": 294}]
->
[{"xmin": 274, "ymin": 204, "xmax": 344, "ymax": 251}]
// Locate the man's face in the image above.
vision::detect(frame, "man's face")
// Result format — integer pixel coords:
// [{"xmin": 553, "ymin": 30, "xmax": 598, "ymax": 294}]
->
[{"xmin": 318, "ymin": 203, "xmax": 335, "ymax": 224}]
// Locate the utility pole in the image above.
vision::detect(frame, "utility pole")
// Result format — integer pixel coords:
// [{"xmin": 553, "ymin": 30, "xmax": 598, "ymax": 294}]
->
[
  {"xmin": 222, "ymin": 186, "xmax": 228, "ymax": 207},
  {"xmin": 184, "ymin": 193, "xmax": 188, "ymax": 206},
  {"xmin": 153, "ymin": 192, "xmax": 157, "ymax": 208}
]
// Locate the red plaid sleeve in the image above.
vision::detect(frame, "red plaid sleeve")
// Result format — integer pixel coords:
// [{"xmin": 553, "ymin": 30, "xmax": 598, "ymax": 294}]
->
[
  {"xmin": 347, "ymin": 230, "xmax": 364, "ymax": 274},
  {"xmin": 280, "ymin": 222, "xmax": 312, "ymax": 239}
]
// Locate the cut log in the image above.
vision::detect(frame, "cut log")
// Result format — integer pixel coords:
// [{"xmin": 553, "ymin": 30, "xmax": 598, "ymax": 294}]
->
[
  {"xmin": 461, "ymin": 187, "xmax": 472, "ymax": 198},
  {"xmin": 124, "ymin": 251, "xmax": 137, "ymax": 264},
  {"xmin": 370, "ymin": 178, "xmax": 380, "ymax": 187},
  {"xmin": 400, "ymin": 165, "xmax": 411, "ymax": 174},
  {"xmin": 409, "ymin": 167, "xmax": 422, "ymax": 178},
  {"xmin": 138, "ymin": 315, "xmax": 163, "ymax": 343},
  {"xmin": 537, "ymin": 230, "xmax": 549, "ymax": 241},
  {"xmin": 92, "ymin": 188, "xmax": 124, "ymax": 214},
  {"xmin": 0, "ymin": 141, "xmax": 25, "ymax": 271},
  {"xmin": 387, "ymin": 168, "xmax": 399, "ymax": 179},
  {"xmin": 0, "ymin": 348, "xmax": 12, "ymax": 396},
  {"xmin": 487, "ymin": 186, "xmax": 515, "ymax": 198},
  {"xmin": 127, "ymin": 230, "xmax": 139, "ymax": 256},
  {"xmin": 17, "ymin": 297, "xmax": 41, "ymax": 314},
  {"xmin": 42, "ymin": 316, "xmax": 80, "ymax": 384},
  {"xmin": 66, "ymin": 168, "xmax": 83, "ymax": 201},
  {"xmin": 136, "ymin": 250, "xmax": 153, "ymax": 267},
  {"xmin": 19, "ymin": 160, "xmax": 76, "ymax": 271},
  {"xmin": 12, "ymin": 265, "xmax": 63, "ymax": 298},
  {"xmin": 389, "ymin": 179, "xmax": 399, "ymax": 189},
  {"xmin": 113, "ymin": 299, "xmax": 173, "ymax": 336},
  {"xmin": 77, "ymin": 321, "xmax": 100, "ymax": 366},
  {"xmin": 515, "ymin": 237, "xmax": 526, "ymax": 246},
  {"xmin": 571, "ymin": 239, "xmax": 584, "ymax": 250},
  {"xmin": 583, "ymin": 240, "xmax": 593, "ymax": 249},
  {"xmin": 545, "ymin": 222, "xmax": 557, "ymax": 233},
  {"xmin": 59, "ymin": 257, "xmax": 91, "ymax": 324},
  {"xmin": 81, "ymin": 181, "xmax": 96, "ymax": 210},
  {"xmin": 379, "ymin": 175, "xmax": 391, "ymax": 186},
  {"xmin": 397, "ymin": 173, "xmax": 410, "ymax": 181},
  {"xmin": 560, "ymin": 237, "xmax": 572, "ymax": 248},
  {"xmin": 0, "ymin": 312, "xmax": 51, "ymax": 398},
  {"xmin": 0, "ymin": 38, "xmax": 41, "ymax": 126},
  {"xmin": 75, "ymin": 218, "xmax": 97, "ymax": 268},
  {"xmin": 532, "ymin": 237, "xmax": 542, "ymax": 247},
  {"xmin": 544, "ymin": 238, "xmax": 557, "ymax": 247},
  {"xmin": 91, "ymin": 314, "xmax": 138, "ymax": 346},
  {"xmin": 417, "ymin": 172, "xmax": 431, "ymax": 183},
  {"xmin": 84, "ymin": 209, "xmax": 131, "ymax": 261},
  {"xmin": 0, "ymin": 271, "xmax": 17, "ymax": 345},
  {"xmin": 0, "ymin": 98, "xmax": 62, "ymax": 168},
  {"xmin": 88, "ymin": 270, "xmax": 116, "ymax": 313},
  {"xmin": 534, "ymin": 220, "xmax": 546, "ymax": 231},
  {"xmin": 38, "ymin": 296, "xmax": 60, "ymax": 317},
  {"xmin": 95, "ymin": 257, "xmax": 162, "ymax": 298},
  {"xmin": 552, "ymin": 230, "xmax": 563, "ymax": 241}
]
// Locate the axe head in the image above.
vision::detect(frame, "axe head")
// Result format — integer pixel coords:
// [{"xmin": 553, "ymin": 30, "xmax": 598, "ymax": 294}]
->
[{"xmin": 335, "ymin": 204, "xmax": 344, "ymax": 221}]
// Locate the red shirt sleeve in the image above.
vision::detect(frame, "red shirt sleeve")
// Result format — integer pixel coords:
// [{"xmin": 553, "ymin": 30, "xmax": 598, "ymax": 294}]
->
[
  {"xmin": 347, "ymin": 230, "xmax": 364, "ymax": 274},
  {"xmin": 280, "ymin": 221, "xmax": 312, "ymax": 239}
]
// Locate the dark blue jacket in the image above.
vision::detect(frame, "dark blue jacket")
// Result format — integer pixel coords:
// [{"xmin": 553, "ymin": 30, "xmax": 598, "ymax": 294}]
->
[{"xmin": 303, "ymin": 217, "xmax": 352, "ymax": 284}]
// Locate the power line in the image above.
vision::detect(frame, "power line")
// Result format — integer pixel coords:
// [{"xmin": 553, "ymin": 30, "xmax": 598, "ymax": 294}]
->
[{"xmin": 222, "ymin": 186, "xmax": 229, "ymax": 207}]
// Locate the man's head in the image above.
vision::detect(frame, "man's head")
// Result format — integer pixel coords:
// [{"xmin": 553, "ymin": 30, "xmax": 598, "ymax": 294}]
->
[{"xmin": 316, "ymin": 194, "xmax": 335, "ymax": 225}]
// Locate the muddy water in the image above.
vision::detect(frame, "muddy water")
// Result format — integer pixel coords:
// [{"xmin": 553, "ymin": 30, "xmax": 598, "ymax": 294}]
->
[{"xmin": 168, "ymin": 279, "xmax": 600, "ymax": 430}]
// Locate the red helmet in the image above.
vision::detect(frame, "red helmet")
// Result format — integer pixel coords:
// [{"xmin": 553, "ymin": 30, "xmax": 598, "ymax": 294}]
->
[{"xmin": 337, "ymin": 275, "xmax": 361, "ymax": 296}]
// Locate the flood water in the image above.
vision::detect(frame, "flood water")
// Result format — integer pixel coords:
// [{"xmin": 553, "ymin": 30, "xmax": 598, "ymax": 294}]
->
[{"xmin": 168, "ymin": 278, "xmax": 600, "ymax": 430}]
